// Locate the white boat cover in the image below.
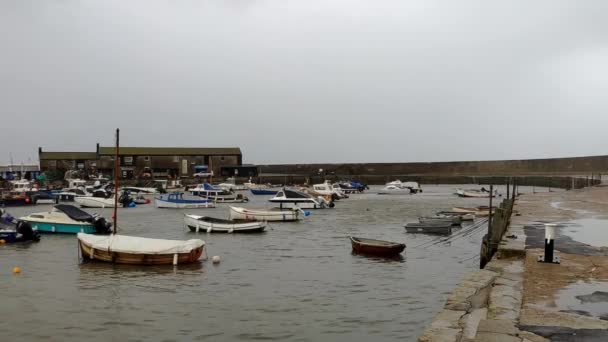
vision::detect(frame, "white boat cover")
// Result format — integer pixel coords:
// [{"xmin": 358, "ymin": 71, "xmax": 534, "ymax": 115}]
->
[{"xmin": 77, "ymin": 233, "xmax": 204, "ymax": 254}]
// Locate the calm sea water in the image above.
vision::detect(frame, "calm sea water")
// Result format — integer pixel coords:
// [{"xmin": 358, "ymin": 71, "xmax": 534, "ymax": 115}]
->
[{"xmin": 0, "ymin": 185, "xmax": 541, "ymax": 341}]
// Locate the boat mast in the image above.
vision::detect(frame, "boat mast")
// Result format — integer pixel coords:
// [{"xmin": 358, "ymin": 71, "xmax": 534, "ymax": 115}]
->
[{"xmin": 113, "ymin": 128, "xmax": 120, "ymax": 234}]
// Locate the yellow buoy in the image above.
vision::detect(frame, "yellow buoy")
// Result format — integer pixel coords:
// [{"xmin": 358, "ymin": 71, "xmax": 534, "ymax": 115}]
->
[
  {"xmin": 0, "ymin": 239, "xmax": 5, "ymax": 244},
  {"xmin": 13, "ymin": 266, "xmax": 21, "ymax": 274}
]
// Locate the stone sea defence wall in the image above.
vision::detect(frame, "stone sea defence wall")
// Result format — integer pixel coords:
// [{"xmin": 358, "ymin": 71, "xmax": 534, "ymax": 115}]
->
[{"xmin": 259, "ymin": 155, "xmax": 608, "ymax": 177}]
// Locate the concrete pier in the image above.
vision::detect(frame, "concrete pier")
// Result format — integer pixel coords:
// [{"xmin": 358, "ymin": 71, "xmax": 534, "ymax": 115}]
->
[{"xmin": 419, "ymin": 185, "xmax": 608, "ymax": 341}]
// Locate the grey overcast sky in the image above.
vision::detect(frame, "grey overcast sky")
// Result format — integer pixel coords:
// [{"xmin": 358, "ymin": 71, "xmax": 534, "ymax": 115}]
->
[{"xmin": 1, "ymin": 0, "xmax": 607, "ymax": 164}]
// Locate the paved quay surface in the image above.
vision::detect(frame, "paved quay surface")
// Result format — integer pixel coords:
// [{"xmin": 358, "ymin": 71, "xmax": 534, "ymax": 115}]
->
[{"xmin": 419, "ymin": 186, "xmax": 608, "ymax": 342}]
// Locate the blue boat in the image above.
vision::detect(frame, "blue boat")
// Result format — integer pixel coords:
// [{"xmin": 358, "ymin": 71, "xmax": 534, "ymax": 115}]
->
[
  {"xmin": 0, "ymin": 209, "xmax": 41, "ymax": 243},
  {"xmin": 250, "ymin": 189, "xmax": 278, "ymax": 196},
  {"xmin": 155, "ymin": 192, "xmax": 216, "ymax": 209},
  {"xmin": 19, "ymin": 204, "xmax": 112, "ymax": 234}
]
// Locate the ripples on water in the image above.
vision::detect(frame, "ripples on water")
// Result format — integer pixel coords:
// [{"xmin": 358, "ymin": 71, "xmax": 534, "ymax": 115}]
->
[{"xmin": 0, "ymin": 185, "xmax": 531, "ymax": 341}]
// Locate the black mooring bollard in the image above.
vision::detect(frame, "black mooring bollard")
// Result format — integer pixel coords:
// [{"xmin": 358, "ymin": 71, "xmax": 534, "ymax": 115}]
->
[{"xmin": 538, "ymin": 223, "xmax": 560, "ymax": 264}]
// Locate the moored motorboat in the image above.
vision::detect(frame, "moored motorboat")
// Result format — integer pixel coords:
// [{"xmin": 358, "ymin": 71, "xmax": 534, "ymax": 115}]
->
[
  {"xmin": 190, "ymin": 183, "xmax": 249, "ymax": 202},
  {"xmin": 269, "ymin": 188, "xmax": 333, "ymax": 209},
  {"xmin": 76, "ymin": 196, "xmax": 129, "ymax": 208},
  {"xmin": 20, "ymin": 204, "xmax": 113, "ymax": 234},
  {"xmin": 0, "ymin": 209, "xmax": 41, "ymax": 243},
  {"xmin": 184, "ymin": 214, "xmax": 266, "ymax": 233},
  {"xmin": 350, "ymin": 236, "xmax": 405, "ymax": 257},
  {"xmin": 229, "ymin": 206, "xmax": 307, "ymax": 222},
  {"xmin": 78, "ymin": 233, "xmax": 205, "ymax": 265},
  {"xmin": 155, "ymin": 192, "xmax": 215, "ymax": 209},
  {"xmin": 404, "ymin": 222, "xmax": 452, "ymax": 235}
]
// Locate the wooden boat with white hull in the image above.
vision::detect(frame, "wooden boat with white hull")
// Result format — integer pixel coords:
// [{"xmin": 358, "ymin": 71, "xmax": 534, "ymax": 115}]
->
[
  {"xmin": 350, "ymin": 237, "xmax": 405, "ymax": 257},
  {"xmin": 184, "ymin": 214, "xmax": 266, "ymax": 233},
  {"xmin": 229, "ymin": 206, "xmax": 306, "ymax": 222}
]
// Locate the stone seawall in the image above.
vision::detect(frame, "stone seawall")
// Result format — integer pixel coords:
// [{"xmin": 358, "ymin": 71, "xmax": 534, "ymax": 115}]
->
[
  {"xmin": 254, "ymin": 175, "xmax": 599, "ymax": 189},
  {"xmin": 258, "ymin": 154, "xmax": 608, "ymax": 178}
]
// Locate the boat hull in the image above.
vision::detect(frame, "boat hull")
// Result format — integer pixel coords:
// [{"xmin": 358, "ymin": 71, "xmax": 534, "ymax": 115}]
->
[
  {"xmin": 25, "ymin": 221, "xmax": 97, "ymax": 234},
  {"xmin": 75, "ymin": 197, "xmax": 121, "ymax": 208},
  {"xmin": 184, "ymin": 215, "xmax": 266, "ymax": 233},
  {"xmin": 350, "ymin": 237, "xmax": 405, "ymax": 257},
  {"xmin": 229, "ymin": 207, "xmax": 300, "ymax": 222},
  {"xmin": 79, "ymin": 240, "xmax": 204, "ymax": 265},
  {"xmin": 0, "ymin": 230, "xmax": 17, "ymax": 243},
  {"xmin": 155, "ymin": 198, "xmax": 215, "ymax": 209},
  {"xmin": 250, "ymin": 189, "xmax": 278, "ymax": 196},
  {"xmin": 268, "ymin": 201, "xmax": 323, "ymax": 209}
]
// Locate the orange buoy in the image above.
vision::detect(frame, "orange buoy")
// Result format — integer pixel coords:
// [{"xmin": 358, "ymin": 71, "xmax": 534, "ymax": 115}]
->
[
  {"xmin": 12, "ymin": 266, "xmax": 21, "ymax": 274},
  {"xmin": 0, "ymin": 239, "xmax": 5, "ymax": 244}
]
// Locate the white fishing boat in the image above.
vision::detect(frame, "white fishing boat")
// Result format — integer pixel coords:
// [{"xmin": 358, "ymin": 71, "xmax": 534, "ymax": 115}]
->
[
  {"xmin": 77, "ymin": 128, "xmax": 206, "ymax": 266},
  {"xmin": 269, "ymin": 188, "xmax": 333, "ymax": 209},
  {"xmin": 229, "ymin": 206, "xmax": 307, "ymax": 222},
  {"xmin": 184, "ymin": 214, "xmax": 266, "ymax": 233},
  {"xmin": 190, "ymin": 183, "xmax": 248, "ymax": 203},
  {"xmin": 155, "ymin": 193, "xmax": 215, "ymax": 209}
]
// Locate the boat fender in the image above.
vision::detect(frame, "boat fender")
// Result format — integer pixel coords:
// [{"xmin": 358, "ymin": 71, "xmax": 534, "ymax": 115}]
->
[
  {"xmin": 304, "ymin": 210, "xmax": 311, "ymax": 217},
  {"xmin": 207, "ymin": 227, "xmax": 212, "ymax": 233},
  {"xmin": 228, "ymin": 229, "xmax": 234, "ymax": 234}
]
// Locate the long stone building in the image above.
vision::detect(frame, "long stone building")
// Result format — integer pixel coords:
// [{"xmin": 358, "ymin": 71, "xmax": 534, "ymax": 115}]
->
[{"xmin": 39, "ymin": 144, "xmax": 242, "ymax": 180}]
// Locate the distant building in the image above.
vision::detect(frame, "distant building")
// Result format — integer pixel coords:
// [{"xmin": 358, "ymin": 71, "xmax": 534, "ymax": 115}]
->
[
  {"xmin": 0, "ymin": 164, "xmax": 40, "ymax": 180},
  {"xmin": 39, "ymin": 144, "xmax": 242, "ymax": 180}
]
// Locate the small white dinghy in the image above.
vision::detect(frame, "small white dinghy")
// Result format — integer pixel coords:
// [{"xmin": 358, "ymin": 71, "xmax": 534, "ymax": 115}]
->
[
  {"xmin": 77, "ymin": 233, "xmax": 205, "ymax": 265},
  {"xmin": 229, "ymin": 206, "xmax": 308, "ymax": 222},
  {"xmin": 184, "ymin": 214, "xmax": 266, "ymax": 233}
]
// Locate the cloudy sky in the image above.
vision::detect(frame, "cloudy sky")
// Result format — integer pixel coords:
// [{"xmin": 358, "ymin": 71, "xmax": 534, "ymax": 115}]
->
[{"xmin": 1, "ymin": 0, "xmax": 607, "ymax": 164}]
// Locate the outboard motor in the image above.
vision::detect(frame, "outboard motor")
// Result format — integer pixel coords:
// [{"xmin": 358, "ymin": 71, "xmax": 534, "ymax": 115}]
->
[
  {"xmin": 92, "ymin": 215, "xmax": 113, "ymax": 234},
  {"xmin": 16, "ymin": 221, "xmax": 41, "ymax": 242},
  {"xmin": 119, "ymin": 192, "xmax": 133, "ymax": 207}
]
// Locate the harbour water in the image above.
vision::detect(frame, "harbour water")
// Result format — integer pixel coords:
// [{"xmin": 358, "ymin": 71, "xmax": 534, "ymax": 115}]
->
[{"xmin": 0, "ymin": 185, "xmax": 539, "ymax": 341}]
